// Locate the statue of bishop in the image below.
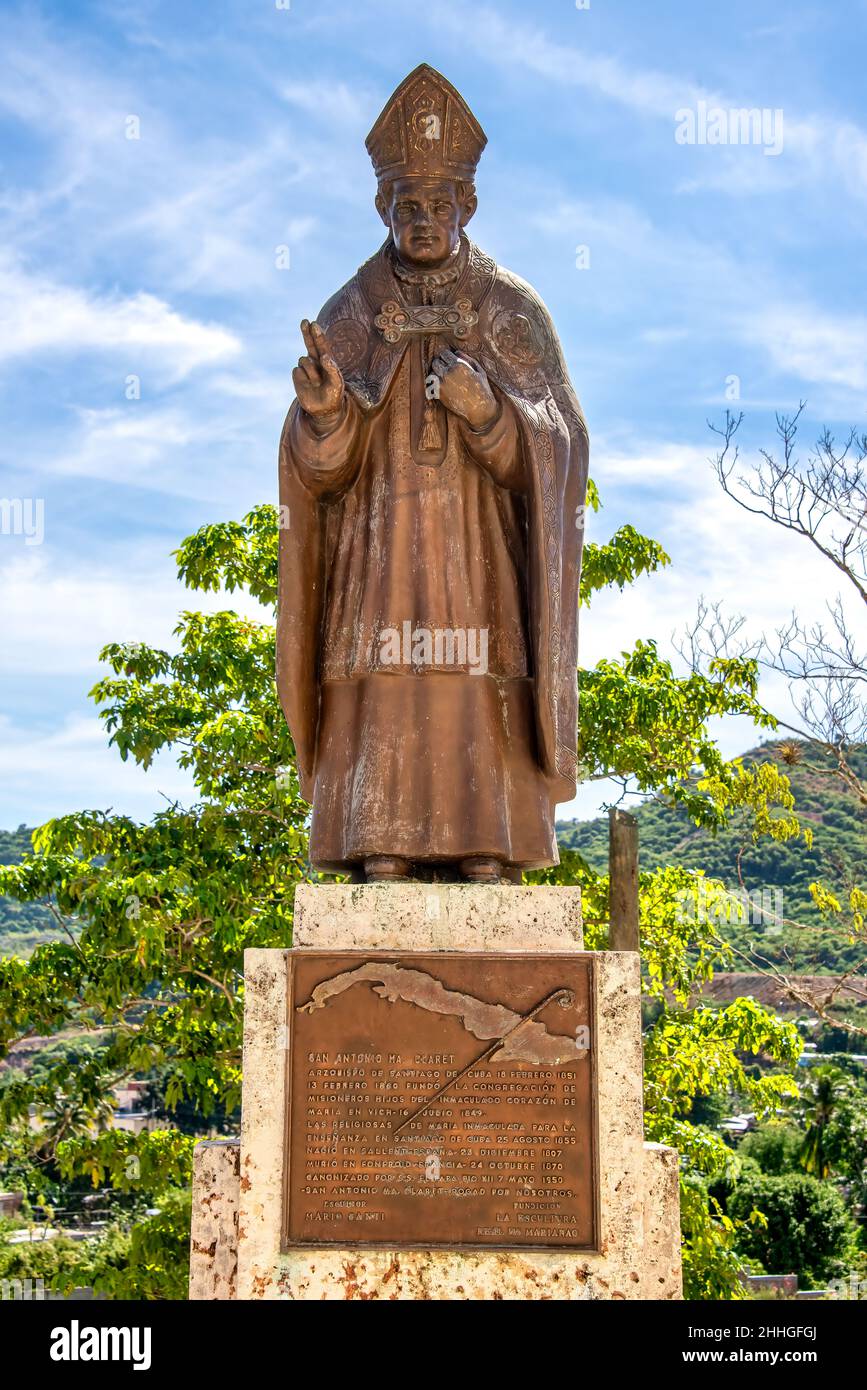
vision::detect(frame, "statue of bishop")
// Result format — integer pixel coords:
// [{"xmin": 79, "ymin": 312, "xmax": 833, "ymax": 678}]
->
[{"xmin": 277, "ymin": 65, "xmax": 589, "ymax": 884}]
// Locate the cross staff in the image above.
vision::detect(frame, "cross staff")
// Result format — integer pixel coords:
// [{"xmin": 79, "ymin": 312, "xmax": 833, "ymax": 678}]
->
[{"xmin": 392, "ymin": 986, "xmax": 575, "ymax": 1137}]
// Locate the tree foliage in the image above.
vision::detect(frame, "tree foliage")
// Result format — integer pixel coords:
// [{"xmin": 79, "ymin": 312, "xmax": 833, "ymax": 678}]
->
[
  {"xmin": 0, "ymin": 495, "xmax": 806, "ymax": 1298},
  {"xmin": 683, "ymin": 405, "xmax": 867, "ymax": 1036},
  {"xmin": 727, "ymin": 1172, "xmax": 857, "ymax": 1287}
]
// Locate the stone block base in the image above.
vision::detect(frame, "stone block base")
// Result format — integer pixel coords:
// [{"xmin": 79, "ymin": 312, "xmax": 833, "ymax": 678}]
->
[
  {"xmin": 189, "ymin": 885, "xmax": 682, "ymax": 1300},
  {"xmin": 189, "ymin": 1138, "xmax": 680, "ymax": 1300}
]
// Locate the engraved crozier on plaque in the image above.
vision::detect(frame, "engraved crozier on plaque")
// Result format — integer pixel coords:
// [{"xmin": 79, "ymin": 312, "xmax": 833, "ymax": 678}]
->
[{"xmin": 284, "ymin": 952, "xmax": 598, "ymax": 1250}]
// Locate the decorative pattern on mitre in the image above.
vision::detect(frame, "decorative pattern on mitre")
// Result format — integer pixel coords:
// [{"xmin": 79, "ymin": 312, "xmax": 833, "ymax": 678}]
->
[{"xmin": 365, "ymin": 63, "xmax": 487, "ymax": 182}]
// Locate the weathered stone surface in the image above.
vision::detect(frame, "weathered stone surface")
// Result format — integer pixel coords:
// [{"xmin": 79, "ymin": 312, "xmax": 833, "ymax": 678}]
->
[
  {"xmin": 189, "ymin": 1139, "xmax": 240, "ymax": 1301},
  {"xmin": 274, "ymin": 1246, "xmax": 634, "ymax": 1300},
  {"xmin": 265, "ymin": 951, "xmax": 655, "ymax": 1300},
  {"xmin": 267, "ymin": 1141, "xmax": 681, "ymax": 1300},
  {"xmin": 236, "ymin": 950, "xmax": 290, "ymax": 1302},
  {"xmin": 197, "ymin": 886, "xmax": 682, "ymax": 1301},
  {"xmin": 594, "ymin": 952, "xmax": 644, "ymax": 1269},
  {"xmin": 293, "ymin": 883, "xmax": 583, "ymax": 952},
  {"xmin": 641, "ymin": 1143, "xmax": 683, "ymax": 1300}
]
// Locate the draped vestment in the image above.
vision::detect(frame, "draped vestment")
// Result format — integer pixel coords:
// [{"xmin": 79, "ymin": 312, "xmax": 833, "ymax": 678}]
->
[{"xmin": 277, "ymin": 235, "xmax": 588, "ymax": 873}]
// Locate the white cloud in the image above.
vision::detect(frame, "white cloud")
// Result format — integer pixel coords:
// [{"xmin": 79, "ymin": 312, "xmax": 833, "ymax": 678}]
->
[
  {"xmin": 742, "ymin": 305, "xmax": 867, "ymax": 393},
  {"xmin": 437, "ymin": 4, "xmax": 706, "ymax": 119},
  {"xmin": 51, "ymin": 405, "xmax": 234, "ymax": 494},
  {"xmin": 438, "ymin": 2, "xmax": 867, "ymax": 202},
  {"xmin": 0, "ymin": 254, "xmax": 240, "ymax": 378},
  {"xmin": 280, "ymin": 79, "xmax": 372, "ymax": 128},
  {"xmin": 0, "ymin": 546, "xmax": 271, "ymax": 826},
  {"xmin": 0, "ymin": 0, "xmax": 861, "ymax": 836},
  {"xmin": 639, "ymin": 328, "xmax": 691, "ymax": 346},
  {"xmin": 0, "ymin": 548, "xmax": 269, "ymax": 677},
  {"xmin": 593, "ymin": 442, "xmax": 700, "ymax": 482},
  {"xmin": 115, "ymin": 141, "xmax": 319, "ymax": 295},
  {"xmin": 211, "ymin": 370, "xmax": 290, "ymax": 402},
  {"xmin": 530, "ymin": 193, "xmax": 867, "ymax": 407},
  {"xmin": 589, "ymin": 436, "xmax": 851, "ymax": 644},
  {"xmin": 0, "ymin": 21, "xmax": 322, "ymax": 298},
  {"xmin": 528, "ymin": 193, "xmax": 762, "ymax": 325},
  {"xmin": 0, "ymin": 712, "xmax": 196, "ymax": 826},
  {"xmin": 0, "ymin": 18, "xmax": 128, "ymax": 221},
  {"xmin": 558, "ymin": 431, "xmax": 861, "ymax": 820}
]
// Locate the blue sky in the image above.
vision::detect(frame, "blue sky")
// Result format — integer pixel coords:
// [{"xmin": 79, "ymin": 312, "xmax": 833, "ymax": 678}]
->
[{"xmin": 1, "ymin": 0, "xmax": 866, "ymax": 828}]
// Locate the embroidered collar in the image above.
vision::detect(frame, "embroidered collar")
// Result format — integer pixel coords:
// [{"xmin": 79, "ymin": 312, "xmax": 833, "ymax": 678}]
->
[{"xmin": 389, "ymin": 240, "xmax": 464, "ymax": 288}]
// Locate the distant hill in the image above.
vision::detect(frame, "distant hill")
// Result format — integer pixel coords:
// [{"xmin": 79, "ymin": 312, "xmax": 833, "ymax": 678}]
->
[
  {"xmin": 0, "ymin": 825, "xmax": 59, "ymax": 956},
  {"xmin": 557, "ymin": 741, "xmax": 867, "ymax": 974}
]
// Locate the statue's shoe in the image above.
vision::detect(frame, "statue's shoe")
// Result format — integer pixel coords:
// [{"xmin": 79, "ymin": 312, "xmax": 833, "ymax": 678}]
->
[
  {"xmin": 364, "ymin": 855, "xmax": 413, "ymax": 882},
  {"xmin": 459, "ymin": 856, "xmax": 504, "ymax": 884}
]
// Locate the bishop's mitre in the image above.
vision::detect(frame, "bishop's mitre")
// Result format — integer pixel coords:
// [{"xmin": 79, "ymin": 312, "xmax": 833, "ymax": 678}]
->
[{"xmin": 365, "ymin": 63, "xmax": 488, "ymax": 183}]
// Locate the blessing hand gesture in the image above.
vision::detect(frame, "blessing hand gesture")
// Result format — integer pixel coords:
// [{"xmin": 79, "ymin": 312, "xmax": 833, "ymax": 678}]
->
[{"xmin": 293, "ymin": 320, "xmax": 345, "ymax": 429}]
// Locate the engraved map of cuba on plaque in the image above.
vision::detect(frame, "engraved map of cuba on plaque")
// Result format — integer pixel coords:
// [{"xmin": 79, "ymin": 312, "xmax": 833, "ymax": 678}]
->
[{"xmin": 284, "ymin": 952, "xmax": 597, "ymax": 1250}]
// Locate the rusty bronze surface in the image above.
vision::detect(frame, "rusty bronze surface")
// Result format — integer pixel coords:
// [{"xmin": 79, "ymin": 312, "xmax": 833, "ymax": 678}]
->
[
  {"xmin": 283, "ymin": 951, "xmax": 597, "ymax": 1250},
  {"xmin": 276, "ymin": 64, "xmax": 590, "ymax": 882}
]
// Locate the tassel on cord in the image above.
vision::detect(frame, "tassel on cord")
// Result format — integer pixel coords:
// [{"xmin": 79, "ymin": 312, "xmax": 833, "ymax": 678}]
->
[
  {"xmin": 418, "ymin": 327, "xmax": 443, "ymax": 452},
  {"xmin": 419, "ymin": 398, "xmax": 443, "ymax": 451}
]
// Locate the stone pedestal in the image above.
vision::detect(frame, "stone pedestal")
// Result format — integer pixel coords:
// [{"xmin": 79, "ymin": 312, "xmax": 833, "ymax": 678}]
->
[{"xmin": 189, "ymin": 885, "xmax": 682, "ymax": 1300}]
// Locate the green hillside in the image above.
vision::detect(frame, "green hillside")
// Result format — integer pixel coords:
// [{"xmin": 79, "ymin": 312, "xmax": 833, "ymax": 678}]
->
[
  {"xmin": 0, "ymin": 825, "xmax": 60, "ymax": 956},
  {"xmin": 557, "ymin": 740, "xmax": 867, "ymax": 974}
]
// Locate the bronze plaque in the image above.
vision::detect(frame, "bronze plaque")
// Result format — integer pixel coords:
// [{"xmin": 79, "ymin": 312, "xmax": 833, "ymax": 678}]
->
[{"xmin": 283, "ymin": 951, "xmax": 597, "ymax": 1250}]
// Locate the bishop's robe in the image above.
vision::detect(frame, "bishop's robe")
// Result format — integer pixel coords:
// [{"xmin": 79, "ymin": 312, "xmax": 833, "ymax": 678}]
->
[{"xmin": 277, "ymin": 234, "xmax": 588, "ymax": 874}]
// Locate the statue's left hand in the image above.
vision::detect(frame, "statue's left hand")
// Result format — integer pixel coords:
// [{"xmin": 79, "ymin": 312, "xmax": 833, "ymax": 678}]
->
[{"xmin": 429, "ymin": 349, "xmax": 499, "ymax": 432}]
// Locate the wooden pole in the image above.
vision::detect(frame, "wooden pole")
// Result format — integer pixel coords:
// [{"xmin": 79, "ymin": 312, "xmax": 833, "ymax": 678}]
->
[{"xmin": 608, "ymin": 807, "xmax": 639, "ymax": 952}]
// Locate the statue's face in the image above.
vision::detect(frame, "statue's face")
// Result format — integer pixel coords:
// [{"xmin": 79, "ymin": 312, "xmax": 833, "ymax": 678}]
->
[{"xmin": 378, "ymin": 177, "xmax": 475, "ymax": 269}]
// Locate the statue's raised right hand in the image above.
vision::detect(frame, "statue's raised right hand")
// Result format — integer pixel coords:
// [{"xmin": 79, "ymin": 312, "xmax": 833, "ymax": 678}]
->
[{"xmin": 293, "ymin": 320, "xmax": 345, "ymax": 428}]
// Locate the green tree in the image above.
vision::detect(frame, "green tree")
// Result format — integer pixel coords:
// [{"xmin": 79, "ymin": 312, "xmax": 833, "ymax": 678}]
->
[
  {"xmin": 727, "ymin": 1171, "xmax": 857, "ymax": 1287},
  {"xmin": 688, "ymin": 407, "xmax": 867, "ymax": 1039},
  {"xmin": 536, "ymin": 859, "xmax": 802, "ymax": 1298},
  {"xmin": 799, "ymin": 1065, "xmax": 854, "ymax": 1177},
  {"xmin": 0, "ymin": 497, "xmax": 803, "ymax": 1297},
  {"xmin": 796, "ymin": 1065, "xmax": 867, "ymax": 1200},
  {"xmin": 740, "ymin": 1122, "xmax": 803, "ymax": 1175}
]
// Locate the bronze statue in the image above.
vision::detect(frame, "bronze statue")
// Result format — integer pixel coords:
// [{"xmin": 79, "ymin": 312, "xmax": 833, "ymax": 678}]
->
[{"xmin": 277, "ymin": 65, "xmax": 588, "ymax": 884}]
